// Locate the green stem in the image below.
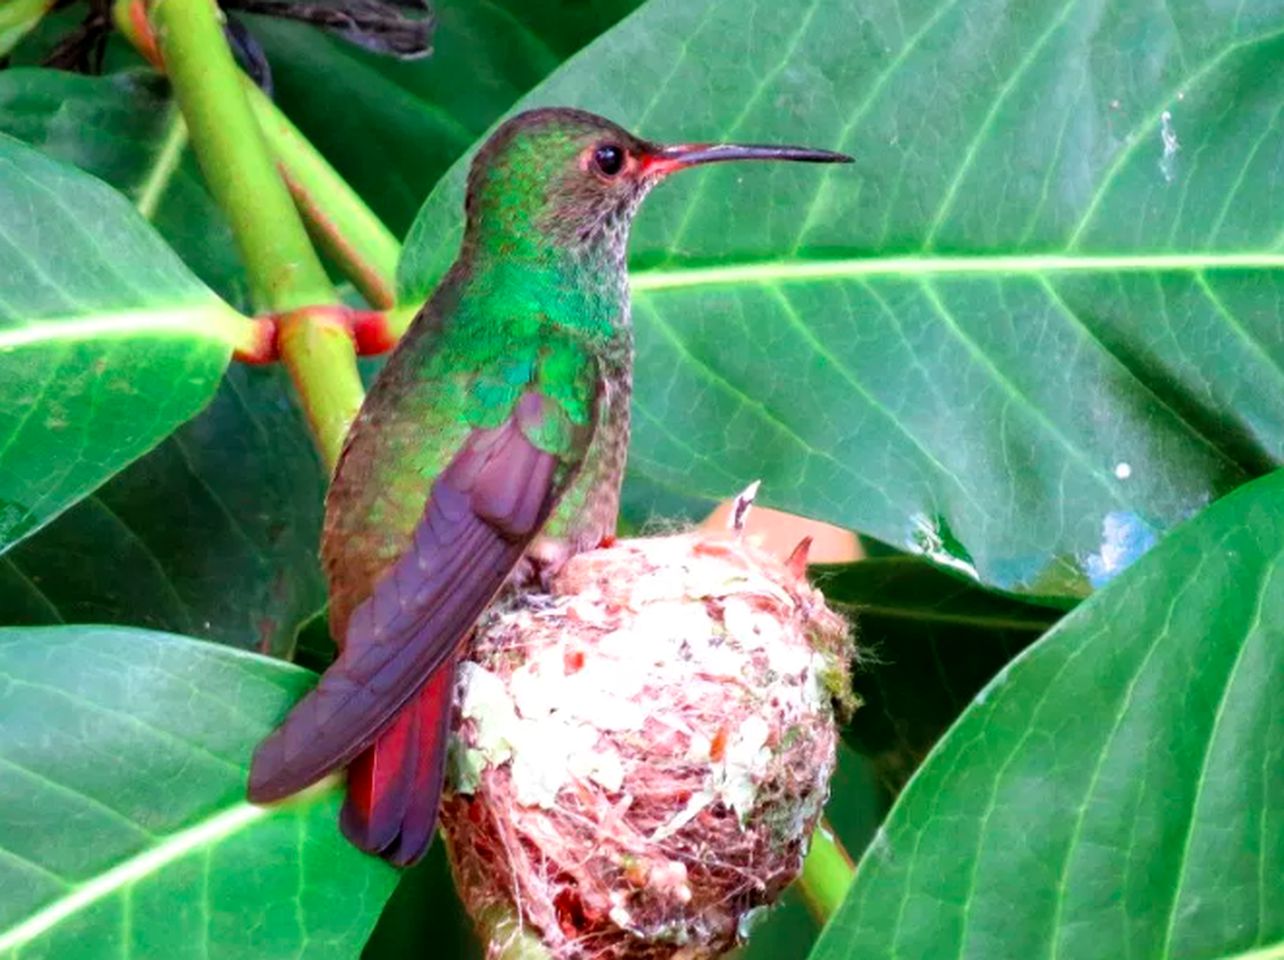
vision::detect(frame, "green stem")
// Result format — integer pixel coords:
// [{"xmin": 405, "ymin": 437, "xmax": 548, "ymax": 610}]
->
[
  {"xmin": 243, "ymin": 82, "xmax": 402, "ymax": 309},
  {"xmin": 386, "ymin": 303, "xmax": 418, "ymax": 339},
  {"xmin": 797, "ymin": 818, "xmax": 855, "ymax": 926},
  {"xmin": 0, "ymin": 0, "xmax": 54, "ymax": 57},
  {"xmin": 276, "ymin": 307, "xmax": 366, "ymax": 468},
  {"xmin": 135, "ymin": 104, "xmax": 188, "ymax": 220},
  {"xmin": 475, "ymin": 905, "xmax": 555, "ymax": 960},
  {"xmin": 148, "ymin": 0, "xmax": 362, "ymax": 468},
  {"xmin": 115, "ymin": 0, "xmax": 401, "ymax": 310},
  {"xmin": 149, "ymin": 0, "xmax": 335, "ymax": 313}
]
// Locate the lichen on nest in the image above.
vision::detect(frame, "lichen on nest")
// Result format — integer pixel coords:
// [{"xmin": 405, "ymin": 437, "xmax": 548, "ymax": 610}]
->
[{"xmin": 441, "ymin": 531, "xmax": 855, "ymax": 960}]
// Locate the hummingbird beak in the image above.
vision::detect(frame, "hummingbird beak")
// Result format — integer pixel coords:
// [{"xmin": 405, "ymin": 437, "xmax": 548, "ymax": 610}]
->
[{"xmin": 641, "ymin": 142, "xmax": 853, "ymax": 177}]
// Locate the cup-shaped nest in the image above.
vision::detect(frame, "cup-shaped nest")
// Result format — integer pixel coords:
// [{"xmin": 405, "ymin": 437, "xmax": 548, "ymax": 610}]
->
[{"xmin": 442, "ymin": 532, "xmax": 855, "ymax": 959}]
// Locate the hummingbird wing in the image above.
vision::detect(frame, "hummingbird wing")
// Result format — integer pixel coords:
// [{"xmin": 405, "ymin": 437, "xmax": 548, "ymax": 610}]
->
[{"xmin": 247, "ymin": 388, "xmax": 594, "ymax": 806}]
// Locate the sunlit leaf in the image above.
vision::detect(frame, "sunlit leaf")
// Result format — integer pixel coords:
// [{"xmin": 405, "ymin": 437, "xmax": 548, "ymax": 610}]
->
[
  {"xmin": 0, "ymin": 135, "xmax": 243, "ymax": 552},
  {"xmin": 0, "ymin": 626, "xmax": 397, "ymax": 959}
]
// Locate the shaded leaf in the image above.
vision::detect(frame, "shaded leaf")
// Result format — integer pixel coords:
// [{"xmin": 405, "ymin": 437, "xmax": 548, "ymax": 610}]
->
[
  {"xmin": 0, "ymin": 67, "xmax": 248, "ymax": 306},
  {"xmin": 0, "ymin": 626, "xmax": 398, "ymax": 959},
  {"xmin": 813, "ymin": 469, "xmax": 1284, "ymax": 960},
  {"xmin": 0, "ymin": 366, "xmax": 326, "ymax": 657},
  {"xmin": 817, "ymin": 557, "xmax": 1059, "ymax": 790},
  {"xmin": 361, "ymin": 843, "xmax": 478, "ymax": 960},
  {"xmin": 399, "ymin": 0, "xmax": 1284, "ymax": 601},
  {"xmin": 0, "ymin": 133, "xmax": 241, "ymax": 552}
]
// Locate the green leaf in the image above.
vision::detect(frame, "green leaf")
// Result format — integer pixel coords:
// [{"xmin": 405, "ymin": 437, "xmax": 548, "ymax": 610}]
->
[
  {"xmin": 0, "ymin": 73, "xmax": 323, "ymax": 655},
  {"xmin": 812, "ymin": 469, "xmax": 1284, "ymax": 960},
  {"xmin": 0, "ymin": 366, "xmax": 326, "ymax": 657},
  {"xmin": 0, "ymin": 0, "xmax": 54, "ymax": 58},
  {"xmin": 399, "ymin": 0, "xmax": 1284, "ymax": 600},
  {"xmin": 251, "ymin": 0, "xmax": 642, "ymax": 236},
  {"xmin": 360, "ymin": 845, "xmax": 479, "ymax": 960},
  {"xmin": 0, "ymin": 68, "xmax": 248, "ymax": 307},
  {"xmin": 0, "ymin": 626, "xmax": 398, "ymax": 959},
  {"xmin": 818, "ymin": 557, "xmax": 1058, "ymax": 789},
  {"xmin": 0, "ymin": 134, "xmax": 242, "ymax": 552}
]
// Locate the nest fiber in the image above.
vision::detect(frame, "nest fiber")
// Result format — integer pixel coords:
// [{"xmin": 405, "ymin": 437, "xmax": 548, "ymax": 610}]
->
[{"xmin": 442, "ymin": 532, "xmax": 854, "ymax": 959}]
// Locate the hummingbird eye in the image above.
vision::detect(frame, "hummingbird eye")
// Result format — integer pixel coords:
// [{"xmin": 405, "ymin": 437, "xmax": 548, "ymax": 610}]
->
[{"xmin": 593, "ymin": 144, "xmax": 625, "ymax": 177}]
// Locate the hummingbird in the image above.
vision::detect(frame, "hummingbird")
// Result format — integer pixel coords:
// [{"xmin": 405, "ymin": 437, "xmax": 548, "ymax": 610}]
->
[{"xmin": 247, "ymin": 107, "xmax": 850, "ymax": 866}]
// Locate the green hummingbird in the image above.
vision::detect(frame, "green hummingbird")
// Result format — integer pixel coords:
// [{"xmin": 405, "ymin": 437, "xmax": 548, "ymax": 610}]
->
[{"xmin": 247, "ymin": 107, "xmax": 850, "ymax": 866}]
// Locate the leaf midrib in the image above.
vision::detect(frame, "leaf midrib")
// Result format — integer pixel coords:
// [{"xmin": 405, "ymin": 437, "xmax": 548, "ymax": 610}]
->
[
  {"xmin": 629, "ymin": 252, "xmax": 1284, "ymax": 294},
  {"xmin": 0, "ymin": 801, "xmax": 269, "ymax": 952},
  {"xmin": 0, "ymin": 306, "xmax": 247, "ymax": 351}
]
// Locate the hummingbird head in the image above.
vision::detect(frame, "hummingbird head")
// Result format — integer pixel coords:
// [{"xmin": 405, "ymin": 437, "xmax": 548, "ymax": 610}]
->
[{"xmin": 463, "ymin": 107, "xmax": 851, "ymax": 264}]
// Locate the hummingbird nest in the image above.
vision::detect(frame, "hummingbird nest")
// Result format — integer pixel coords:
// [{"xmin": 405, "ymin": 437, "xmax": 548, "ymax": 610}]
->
[{"xmin": 441, "ymin": 528, "xmax": 855, "ymax": 959}]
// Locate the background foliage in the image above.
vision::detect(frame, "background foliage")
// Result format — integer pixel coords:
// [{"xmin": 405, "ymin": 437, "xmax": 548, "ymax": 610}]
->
[{"xmin": 2, "ymin": 0, "xmax": 1283, "ymax": 957}]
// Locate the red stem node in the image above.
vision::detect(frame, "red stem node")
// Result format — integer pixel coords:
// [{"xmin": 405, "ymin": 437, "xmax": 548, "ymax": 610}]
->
[{"xmin": 347, "ymin": 309, "xmax": 398, "ymax": 356}]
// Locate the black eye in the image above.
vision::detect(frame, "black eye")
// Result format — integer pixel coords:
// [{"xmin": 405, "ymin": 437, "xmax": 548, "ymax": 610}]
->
[{"xmin": 593, "ymin": 144, "xmax": 625, "ymax": 176}]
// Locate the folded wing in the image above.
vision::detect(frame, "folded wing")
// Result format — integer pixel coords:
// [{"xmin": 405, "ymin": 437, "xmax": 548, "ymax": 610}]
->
[{"xmin": 248, "ymin": 391, "xmax": 574, "ymax": 803}]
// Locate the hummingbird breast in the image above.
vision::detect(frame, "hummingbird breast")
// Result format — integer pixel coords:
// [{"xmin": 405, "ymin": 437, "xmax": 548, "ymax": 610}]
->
[{"xmin": 541, "ymin": 321, "xmax": 633, "ymax": 554}]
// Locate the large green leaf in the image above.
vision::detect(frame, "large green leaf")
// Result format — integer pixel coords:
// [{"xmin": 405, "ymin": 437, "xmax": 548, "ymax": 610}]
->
[
  {"xmin": 818, "ymin": 557, "xmax": 1058, "ymax": 789},
  {"xmin": 251, "ymin": 0, "xmax": 642, "ymax": 236},
  {"xmin": 400, "ymin": 0, "xmax": 1284, "ymax": 600},
  {"xmin": 0, "ymin": 626, "xmax": 397, "ymax": 959},
  {"xmin": 0, "ymin": 134, "xmax": 241, "ymax": 552},
  {"xmin": 0, "ymin": 366, "xmax": 326, "ymax": 656},
  {"xmin": 812, "ymin": 468, "xmax": 1284, "ymax": 960}
]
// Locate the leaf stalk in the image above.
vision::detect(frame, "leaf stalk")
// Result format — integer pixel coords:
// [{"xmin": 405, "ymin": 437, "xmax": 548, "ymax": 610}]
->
[
  {"xmin": 141, "ymin": 0, "xmax": 364, "ymax": 468},
  {"xmin": 244, "ymin": 82, "xmax": 402, "ymax": 309},
  {"xmin": 797, "ymin": 818, "xmax": 855, "ymax": 926},
  {"xmin": 147, "ymin": 0, "xmax": 335, "ymax": 312},
  {"xmin": 115, "ymin": 0, "xmax": 403, "ymax": 311}
]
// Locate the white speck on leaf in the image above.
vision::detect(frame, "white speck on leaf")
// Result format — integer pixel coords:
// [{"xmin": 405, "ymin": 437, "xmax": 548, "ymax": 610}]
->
[
  {"xmin": 975, "ymin": 663, "xmax": 1014, "ymax": 706},
  {"xmin": 1159, "ymin": 110, "xmax": 1180, "ymax": 183},
  {"xmin": 1114, "ymin": 462, "xmax": 1132, "ymax": 480}
]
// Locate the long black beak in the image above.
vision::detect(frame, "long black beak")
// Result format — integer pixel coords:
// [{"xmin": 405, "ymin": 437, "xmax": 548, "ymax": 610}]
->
[{"xmin": 645, "ymin": 141, "xmax": 852, "ymax": 174}]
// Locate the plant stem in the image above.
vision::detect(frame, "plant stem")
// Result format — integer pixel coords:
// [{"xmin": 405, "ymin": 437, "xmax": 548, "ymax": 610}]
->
[
  {"xmin": 147, "ymin": 0, "xmax": 363, "ymax": 467},
  {"xmin": 115, "ymin": 0, "xmax": 402, "ymax": 311},
  {"xmin": 134, "ymin": 103, "xmax": 188, "ymax": 220},
  {"xmin": 277, "ymin": 307, "xmax": 366, "ymax": 468},
  {"xmin": 476, "ymin": 905, "xmax": 555, "ymax": 960},
  {"xmin": 797, "ymin": 818, "xmax": 855, "ymax": 926},
  {"xmin": 243, "ymin": 83, "xmax": 402, "ymax": 309},
  {"xmin": 149, "ymin": 0, "xmax": 334, "ymax": 312},
  {"xmin": 385, "ymin": 303, "xmax": 419, "ymax": 339}
]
